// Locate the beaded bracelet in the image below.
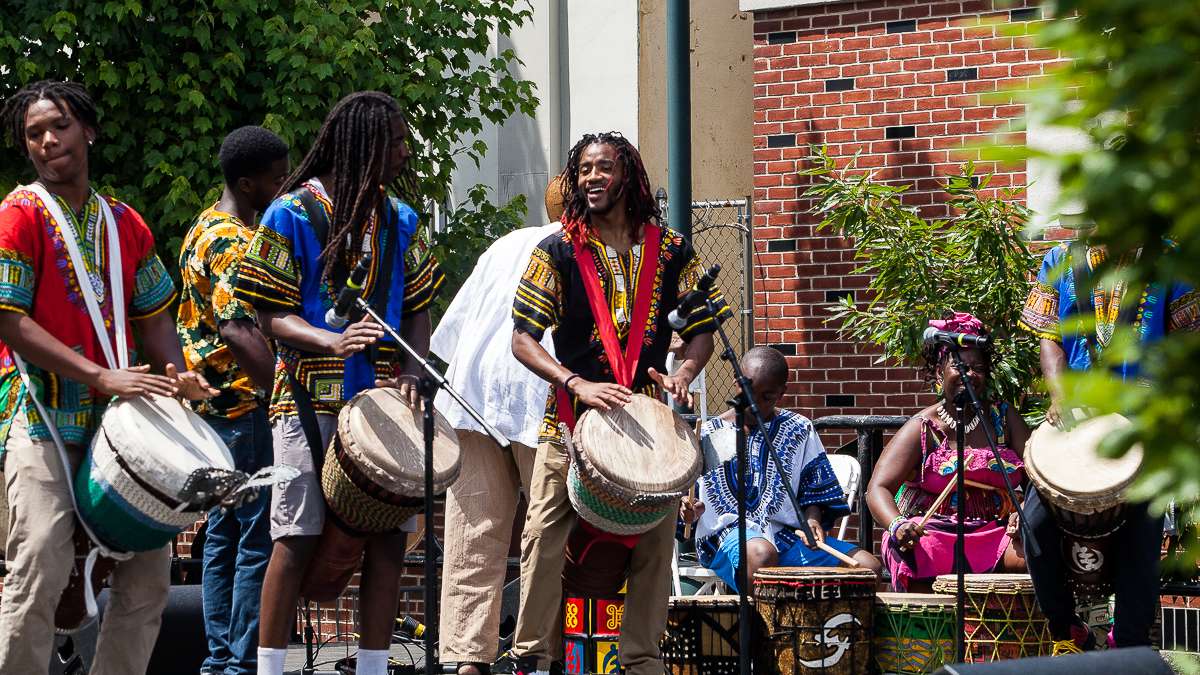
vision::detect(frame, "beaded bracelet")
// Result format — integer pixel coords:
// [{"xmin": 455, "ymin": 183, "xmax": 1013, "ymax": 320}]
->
[
  {"xmin": 887, "ymin": 514, "xmax": 908, "ymax": 536},
  {"xmin": 563, "ymin": 373, "xmax": 581, "ymax": 392}
]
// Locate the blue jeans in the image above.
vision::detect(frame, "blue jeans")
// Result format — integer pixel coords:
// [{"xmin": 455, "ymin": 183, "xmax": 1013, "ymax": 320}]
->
[{"xmin": 201, "ymin": 408, "xmax": 273, "ymax": 675}]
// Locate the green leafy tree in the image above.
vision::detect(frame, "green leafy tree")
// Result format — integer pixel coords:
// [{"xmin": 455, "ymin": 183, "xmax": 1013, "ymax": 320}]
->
[
  {"xmin": 0, "ymin": 0, "xmax": 537, "ymax": 264},
  {"xmin": 1026, "ymin": 2, "xmax": 1200, "ymax": 525},
  {"xmin": 804, "ymin": 147, "xmax": 1040, "ymax": 410},
  {"xmin": 430, "ymin": 184, "xmax": 525, "ymax": 318}
]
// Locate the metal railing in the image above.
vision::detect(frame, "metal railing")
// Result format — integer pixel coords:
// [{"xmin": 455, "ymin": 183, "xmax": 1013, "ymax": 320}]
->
[{"xmin": 814, "ymin": 415, "xmax": 909, "ymax": 554}]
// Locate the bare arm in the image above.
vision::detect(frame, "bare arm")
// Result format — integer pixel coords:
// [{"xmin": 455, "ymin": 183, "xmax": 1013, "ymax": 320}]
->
[
  {"xmin": 512, "ymin": 328, "xmax": 631, "ymax": 410},
  {"xmin": 377, "ymin": 310, "xmax": 431, "ymax": 405},
  {"xmin": 1039, "ymin": 337, "xmax": 1068, "ymax": 423},
  {"xmin": 133, "ymin": 311, "xmax": 218, "ymax": 399},
  {"xmin": 218, "ymin": 318, "xmax": 276, "ymax": 393},
  {"xmin": 258, "ymin": 310, "xmax": 383, "ymax": 357},
  {"xmin": 865, "ymin": 412, "xmax": 927, "ymax": 531},
  {"xmin": 0, "ymin": 310, "xmax": 181, "ymax": 397},
  {"xmin": 648, "ymin": 332, "xmax": 716, "ymax": 404}
]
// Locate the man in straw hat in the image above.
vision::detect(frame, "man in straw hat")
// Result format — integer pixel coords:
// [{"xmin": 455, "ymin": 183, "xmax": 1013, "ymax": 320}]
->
[
  {"xmin": 432, "ymin": 176, "xmax": 564, "ymax": 675},
  {"xmin": 1019, "ymin": 226, "xmax": 1199, "ymax": 654},
  {"xmin": 510, "ymin": 132, "xmax": 729, "ymax": 675}
]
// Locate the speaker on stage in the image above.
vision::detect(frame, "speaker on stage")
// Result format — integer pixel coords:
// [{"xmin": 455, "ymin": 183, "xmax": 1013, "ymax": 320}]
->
[{"xmin": 934, "ymin": 647, "xmax": 1172, "ymax": 674}]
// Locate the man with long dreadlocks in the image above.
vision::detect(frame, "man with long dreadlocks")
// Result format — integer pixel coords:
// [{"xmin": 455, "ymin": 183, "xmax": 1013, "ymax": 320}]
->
[
  {"xmin": 0, "ymin": 80, "xmax": 215, "ymax": 674},
  {"xmin": 233, "ymin": 91, "xmax": 444, "ymax": 675},
  {"xmin": 510, "ymin": 133, "xmax": 729, "ymax": 675}
]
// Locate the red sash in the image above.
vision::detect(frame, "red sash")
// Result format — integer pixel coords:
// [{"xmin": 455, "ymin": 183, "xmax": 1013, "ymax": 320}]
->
[{"xmin": 556, "ymin": 224, "xmax": 662, "ymax": 432}]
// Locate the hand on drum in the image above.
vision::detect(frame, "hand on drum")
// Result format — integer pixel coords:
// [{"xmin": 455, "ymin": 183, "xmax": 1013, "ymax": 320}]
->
[
  {"xmin": 95, "ymin": 364, "xmax": 181, "ymax": 398},
  {"xmin": 647, "ymin": 367, "xmax": 691, "ymax": 407},
  {"xmin": 895, "ymin": 520, "xmax": 925, "ymax": 550},
  {"xmin": 329, "ymin": 318, "xmax": 384, "ymax": 357},
  {"xmin": 569, "ymin": 378, "xmax": 632, "ymax": 410},
  {"xmin": 376, "ymin": 373, "xmax": 421, "ymax": 407},
  {"xmin": 165, "ymin": 363, "xmax": 219, "ymax": 400},
  {"xmin": 679, "ymin": 495, "xmax": 705, "ymax": 524}
]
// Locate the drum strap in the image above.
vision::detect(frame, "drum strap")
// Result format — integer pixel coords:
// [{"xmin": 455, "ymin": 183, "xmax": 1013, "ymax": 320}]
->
[
  {"xmin": 286, "ymin": 370, "xmax": 328, "ymax": 472},
  {"xmin": 559, "ymin": 224, "xmax": 661, "ymax": 431}
]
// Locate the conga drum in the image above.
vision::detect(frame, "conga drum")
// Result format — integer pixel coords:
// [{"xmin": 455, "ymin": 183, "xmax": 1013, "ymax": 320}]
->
[
  {"xmin": 562, "ymin": 394, "xmax": 701, "ymax": 596},
  {"xmin": 1024, "ymin": 414, "xmax": 1142, "ymax": 597},
  {"xmin": 660, "ymin": 595, "xmax": 767, "ymax": 674},
  {"xmin": 301, "ymin": 387, "xmax": 461, "ymax": 602},
  {"xmin": 754, "ymin": 566, "xmax": 876, "ymax": 675},
  {"xmin": 932, "ymin": 573, "xmax": 1052, "ymax": 661},
  {"xmin": 74, "ymin": 394, "xmax": 238, "ymax": 553},
  {"xmin": 873, "ymin": 592, "xmax": 956, "ymax": 674}
]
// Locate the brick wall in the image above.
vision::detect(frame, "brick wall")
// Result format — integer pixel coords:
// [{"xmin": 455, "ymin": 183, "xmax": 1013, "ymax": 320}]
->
[{"xmin": 749, "ymin": 0, "xmax": 1061, "ymax": 426}]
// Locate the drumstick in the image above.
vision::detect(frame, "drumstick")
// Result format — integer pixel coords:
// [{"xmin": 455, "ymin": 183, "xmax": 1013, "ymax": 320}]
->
[
  {"xmin": 789, "ymin": 527, "xmax": 861, "ymax": 567},
  {"xmin": 682, "ymin": 484, "xmax": 698, "ymax": 541},
  {"xmin": 918, "ymin": 475, "xmax": 959, "ymax": 529}
]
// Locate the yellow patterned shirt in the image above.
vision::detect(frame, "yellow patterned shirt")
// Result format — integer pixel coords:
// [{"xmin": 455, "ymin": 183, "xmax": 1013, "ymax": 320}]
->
[{"xmin": 176, "ymin": 206, "xmax": 262, "ymax": 419}]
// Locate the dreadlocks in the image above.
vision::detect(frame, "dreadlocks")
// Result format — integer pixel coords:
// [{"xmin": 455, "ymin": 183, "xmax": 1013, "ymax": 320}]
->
[
  {"xmin": 281, "ymin": 91, "xmax": 420, "ymax": 280},
  {"xmin": 2, "ymin": 80, "xmax": 98, "ymax": 155},
  {"xmin": 559, "ymin": 131, "xmax": 660, "ymax": 241}
]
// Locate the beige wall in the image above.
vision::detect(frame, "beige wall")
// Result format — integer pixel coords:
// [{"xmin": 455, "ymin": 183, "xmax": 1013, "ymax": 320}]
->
[{"xmin": 637, "ymin": 0, "xmax": 754, "ymax": 201}]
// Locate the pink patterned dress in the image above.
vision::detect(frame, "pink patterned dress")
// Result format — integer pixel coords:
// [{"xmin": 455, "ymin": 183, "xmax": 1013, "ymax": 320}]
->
[{"xmin": 882, "ymin": 404, "xmax": 1024, "ymax": 591}]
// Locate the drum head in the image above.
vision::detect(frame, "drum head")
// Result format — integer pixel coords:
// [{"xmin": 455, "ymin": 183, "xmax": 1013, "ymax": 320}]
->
[
  {"xmin": 100, "ymin": 394, "xmax": 234, "ymax": 483},
  {"xmin": 1025, "ymin": 414, "xmax": 1142, "ymax": 512},
  {"xmin": 932, "ymin": 573, "xmax": 1035, "ymax": 594},
  {"xmin": 754, "ymin": 566, "xmax": 877, "ymax": 583},
  {"xmin": 875, "ymin": 592, "xmax": 956, "ymax": 609},
  {"xmin": 339, "ymin": 388, "xmax": 461, "ymax": 495},
  {"xmin": 573, "ymin": 394, "xmax": 700, "ymax": 494}
]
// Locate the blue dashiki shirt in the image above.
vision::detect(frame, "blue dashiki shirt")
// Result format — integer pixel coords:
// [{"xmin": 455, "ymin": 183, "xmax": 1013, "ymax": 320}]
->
[
  {"xmin": 233, "ymin": 178, "xmax": 443, "ymax": 418},
  {"xmin": 1018, "ymin": 243, "xmax": 1199, "ymax": 379},
  {"xmin": 694, "ymin": 409, "xmax": 849, "ymax": 568}
]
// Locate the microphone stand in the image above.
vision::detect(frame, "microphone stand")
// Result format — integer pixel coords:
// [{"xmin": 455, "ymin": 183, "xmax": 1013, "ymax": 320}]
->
[
  {"xmin": 953, "ymin": 390, "xmax": 966, "ymax": 662},
  {"xmin": 354, "ymin": 296, "xmax": 509, "ymax": 675},
  {"xmin": 704, "ymin": 297, "xmax": 818, "ymax": 675},
  {"xmin": 944, "ymin": 344, "xmax": 1040, "ymax": 662}
]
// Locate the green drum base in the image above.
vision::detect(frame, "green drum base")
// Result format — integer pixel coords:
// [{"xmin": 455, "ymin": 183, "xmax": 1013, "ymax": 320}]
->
[{"xmin": 74, "ymin": 462, "xmax": 183, "ymax": 553}]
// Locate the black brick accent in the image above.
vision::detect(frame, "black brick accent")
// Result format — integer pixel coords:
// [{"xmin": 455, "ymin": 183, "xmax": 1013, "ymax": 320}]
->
[
  {"xmin": 947, "ymin": 67, "xmax": 978, "ymax": 82},
  {"xmin": 885, "ymin": 125, "xmax": 916, "ymax": 140},
  {"xmin": 969, "ymin": 176, "xmax": 981, "ymax": 188},
  {"xmin": 768, "ymin": 31, "xmax": 796, "ymax": 45},
  {"xmin": 825, "ymin": 78, "xmax": 854, "ymax": 92},
  {"xmin": 886, "ymin": 19, "xmax": 917, "ymax": 34},
  {"xmin": 767, "ymin": 133, "xmax": 796, "ymax": 148},
  {"xmin": 826, "ymin": 394, "xmax": 856, "ymax": 407},
  {"xmin": 825, "ymin": 290, "xmax": 853, "ymax": 303},
  {"xmin": 771, "ymin": 343, "xmax": 797, "ymax": 356},
  {"xmin": 766, "ymin": 238, "xmax": 796, "ymax": 252},
  {"xmin": 1010, "ymin": 7, "xmax": 1041, "ymax": 21}
]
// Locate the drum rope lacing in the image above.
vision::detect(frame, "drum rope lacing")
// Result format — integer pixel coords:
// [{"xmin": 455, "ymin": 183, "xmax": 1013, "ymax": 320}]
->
[{"xmin": 11, "ymin": 184, "xmax": 134, "ymax": 632}]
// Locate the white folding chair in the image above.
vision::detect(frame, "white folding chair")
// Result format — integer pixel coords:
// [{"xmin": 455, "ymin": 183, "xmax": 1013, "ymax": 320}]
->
[
  {"xmin": 826, "ymin": 453, "xmax": 862, "ymax": 541},
  {"xmin": 672, "ymin": 538, "xmax": 726, "ymax": 596}
]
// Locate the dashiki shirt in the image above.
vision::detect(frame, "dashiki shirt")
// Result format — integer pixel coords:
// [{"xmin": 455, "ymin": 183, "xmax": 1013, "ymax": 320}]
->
[
  {"xmin": 1019, "ymin": 243, "xmax": 1200, "ymax": 378},
  {"xmin": 511, "ymin": 227, "xmax": 731, "ymax": 443},
  {"xmin": 881, "ymin": 404, "xmax": 1024, "ymax": 591},
  {"xmin": 0, "ymin": 187, "xmax": 176, "ymax": 454},
  {"xmin": 176, "ymin": 205, "xmax": 263, "ymax": 419},
  {"xmin": 694, "ymin": 409, "xmax": 849, "ymax": 568},
  {"xmin": 233, "ymin": 178, "xmax": 443, "ymax": 418}
]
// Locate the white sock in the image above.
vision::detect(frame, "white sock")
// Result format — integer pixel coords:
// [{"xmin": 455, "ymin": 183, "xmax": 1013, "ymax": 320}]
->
[
  {"xmin": 356, "ymin": 647, "xmax": 390, "ymax": 675},
  {"xmin": 257, "ymin": 647, "xmax": 288, "ymax": 675}
]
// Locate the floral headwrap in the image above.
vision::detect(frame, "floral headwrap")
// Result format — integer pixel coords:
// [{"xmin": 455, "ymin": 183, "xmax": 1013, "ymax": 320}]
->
[{"xmin": 929, "ymin": 312, "xmax": 986, "ymax": 360}]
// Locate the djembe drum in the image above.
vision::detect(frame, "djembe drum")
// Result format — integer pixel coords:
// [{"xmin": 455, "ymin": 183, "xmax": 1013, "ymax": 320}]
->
[
  {"xmin": 1024, "ymin": 413, "xmax": 1142, "ymax": 598},
  {"xmin": 754, "ymin": 566, "xmax": 876, "ymax": 675},
  {"xmin": 562, "ymin": 394, "xmax": 702, "ymax": 596},
  {"xmin": 660, "ymin": 595, "xmax": 767, "ymax": 675},
  {"xmin": 301, "ymin": 387, "xmax": 461, "ymax": 601},
  {"xmin": 873, "ymin": 592, "xmax": 956, "ymax": 674},
  {"xmin": 932, "ymin": 573, "xmax": 1052, "ymax": 662}
]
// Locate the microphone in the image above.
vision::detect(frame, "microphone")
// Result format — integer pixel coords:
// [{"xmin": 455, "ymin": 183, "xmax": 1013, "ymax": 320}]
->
[
  {"xmin": 922, "ymin": 326, "xmax": 990, "ymax": 348},
  {"xmin": 668, "ymin": 264, "xmax": 721, "ymax": 330},
  {"xmin": 396, "ymin": 615, "xmax": 425, "ymax": 638},
  {"xmin": 324, "ymin": 253, "xmax": 373, "ymax": 329}
]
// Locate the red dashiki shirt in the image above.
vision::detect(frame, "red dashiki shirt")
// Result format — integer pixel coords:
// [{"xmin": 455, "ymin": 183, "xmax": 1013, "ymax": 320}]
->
[{"xmin": 0, "ymin": 187, "xmax": 177, "ymax": 454}]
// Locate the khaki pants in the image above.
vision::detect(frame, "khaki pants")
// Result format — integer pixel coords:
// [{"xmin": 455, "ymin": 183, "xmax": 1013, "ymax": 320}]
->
[
  {"xmin": 513, "ymin": 441, "xmax": 674, "ymax": 674},
  {"xmin": 438, "ymin": 431, "xmax": 536, "ymax": 663},
  {"xmin": 0, "ymin": 410, "xmax": 170, "ymax": 675}
]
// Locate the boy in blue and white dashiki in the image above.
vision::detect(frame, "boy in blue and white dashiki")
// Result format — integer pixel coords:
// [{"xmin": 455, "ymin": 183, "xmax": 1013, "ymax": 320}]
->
[{"xmin": 681, "ymin": 347, "xmax": 881, "ymax": 592}]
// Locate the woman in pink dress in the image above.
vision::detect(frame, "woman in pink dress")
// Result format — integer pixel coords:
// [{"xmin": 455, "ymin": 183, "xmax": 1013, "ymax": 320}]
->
[{"xmin": 867, "ymin": 313, "xmax": 1031, "ymax": 591}]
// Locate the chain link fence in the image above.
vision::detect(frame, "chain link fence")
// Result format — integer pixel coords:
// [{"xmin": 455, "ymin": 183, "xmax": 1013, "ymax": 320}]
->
[{"xmin": 664, "ymin": 197, "xmax": 754, "ymax": 417}]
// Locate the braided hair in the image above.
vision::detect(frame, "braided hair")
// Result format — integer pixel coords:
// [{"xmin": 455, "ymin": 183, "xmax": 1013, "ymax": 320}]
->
[
  {"xmin": 280, "ymin": 91, "xmax": 420, "ymax": 279},
  {"xmin": 2, "ymin": 80, "xmax": 99, "ymax": 155},
  {"xmin": 558, "ymin": 131, "xmax": 660, "ymax": 241}
]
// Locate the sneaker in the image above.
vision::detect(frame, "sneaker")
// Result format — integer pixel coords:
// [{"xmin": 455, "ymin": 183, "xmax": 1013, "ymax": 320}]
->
[{"xmin": 1051, "ymin": 639, "xmax": 1084, "ymax": 656}]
